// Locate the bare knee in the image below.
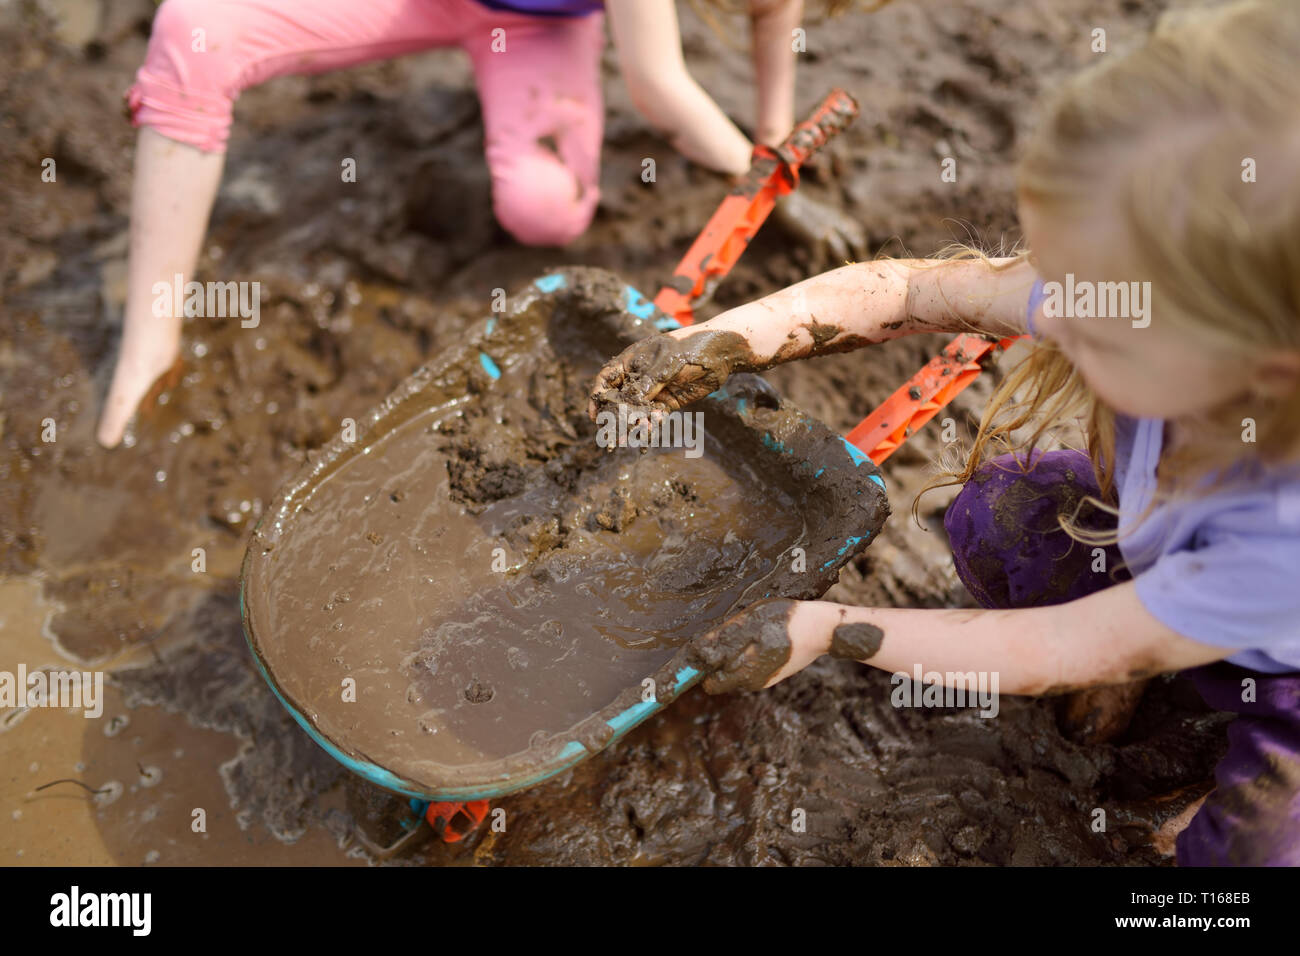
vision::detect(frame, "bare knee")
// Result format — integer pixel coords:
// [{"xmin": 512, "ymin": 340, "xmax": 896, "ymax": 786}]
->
[{"xmin": 491, "ymin": 154, "xmax": 595, "ymax": 247}]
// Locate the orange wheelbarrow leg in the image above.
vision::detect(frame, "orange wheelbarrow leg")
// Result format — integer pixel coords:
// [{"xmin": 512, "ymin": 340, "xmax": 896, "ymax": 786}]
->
[{"xmin": 425, "ymin": 800, "xmax": 491, "ymax": 843}]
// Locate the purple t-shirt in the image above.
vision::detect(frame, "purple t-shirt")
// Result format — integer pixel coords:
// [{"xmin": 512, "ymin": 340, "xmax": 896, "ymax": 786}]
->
[
  {"xmin": 1027, "ymin": 279, "xmax": 1300, "ymax": 673},
  {"xmin": 473, "ymin": 0, "xmax": 602, "ymax": 15}
]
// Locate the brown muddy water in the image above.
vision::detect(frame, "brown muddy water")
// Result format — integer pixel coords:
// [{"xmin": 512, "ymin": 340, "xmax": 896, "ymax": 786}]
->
[{"xmin": 2, "ymin": 0, "xmax": 1228, "ymax": 866}]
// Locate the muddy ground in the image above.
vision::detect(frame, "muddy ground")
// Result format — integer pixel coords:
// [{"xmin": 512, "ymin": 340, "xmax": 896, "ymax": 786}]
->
[{"xmin": 1, "ymin": 0, "xmax": 1229, "ymax": 866}]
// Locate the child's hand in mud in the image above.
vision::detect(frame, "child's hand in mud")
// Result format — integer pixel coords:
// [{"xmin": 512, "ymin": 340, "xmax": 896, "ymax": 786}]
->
[
  {"xmin": 690, "ymin": 599, "xmax": 883, "ymax": 694},
  {"xmin": 587, "ymin": 328, "xmax": 761, "ymax": 422},
  {"xmin": 772, "ymin": 191, "xmax": 867, "ymax": 265},
  {"xmin": 97, "ymin": 344, "xmax": 185, "ymax": 448},
  {"xmin": 688, "ymin": 598, "xmax": 798, "ymax": 694}
]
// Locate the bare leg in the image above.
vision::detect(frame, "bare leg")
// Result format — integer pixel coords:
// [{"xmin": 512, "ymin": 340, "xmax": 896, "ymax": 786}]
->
[
  {"xmin": 99, "ymin": 0, "xmax": 469, "ymax": 447},
  {"xmin": 97, "ymin": 128, "xmax": 224, "ymax": 447}
]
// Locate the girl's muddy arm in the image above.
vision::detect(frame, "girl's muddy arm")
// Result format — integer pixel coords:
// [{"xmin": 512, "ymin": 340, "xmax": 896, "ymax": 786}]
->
[
  {"xmin": 694, "ymin": 581, "xmax": 1231, "ymax": 695},
  {"xmin": 606, "ymin": 0, "xmax": 753, "ymax": 175},
  {"xmin": 589, "ymin": 256, "xmax": 1034, "ymax": 416},
  {"xmin": 710, "ymin": 255, "xmax": 1036, "ymax": 359}
]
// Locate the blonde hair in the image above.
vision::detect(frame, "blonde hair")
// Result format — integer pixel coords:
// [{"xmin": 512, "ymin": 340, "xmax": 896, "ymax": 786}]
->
[{"xmin": 928, "ymin": 0, "xmax": 1300, "ymax": 542}]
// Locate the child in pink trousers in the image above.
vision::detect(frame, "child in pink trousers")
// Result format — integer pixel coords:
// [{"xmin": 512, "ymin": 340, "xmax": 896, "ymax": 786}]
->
[{"xmin": 99, "ymin": 0, "xmax": 865, "ymax": 446}]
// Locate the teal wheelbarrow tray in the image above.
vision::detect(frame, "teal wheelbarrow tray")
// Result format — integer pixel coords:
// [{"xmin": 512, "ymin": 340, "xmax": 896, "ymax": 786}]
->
[{"xmin": 240, "ymin": 267, "xmax": 889, "ymax": 802}]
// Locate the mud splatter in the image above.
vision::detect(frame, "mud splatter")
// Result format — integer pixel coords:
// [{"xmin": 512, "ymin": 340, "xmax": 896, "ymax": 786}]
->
[{"xmin": 830, "ymin": 622, "xmax": 884, "ymax": 661}]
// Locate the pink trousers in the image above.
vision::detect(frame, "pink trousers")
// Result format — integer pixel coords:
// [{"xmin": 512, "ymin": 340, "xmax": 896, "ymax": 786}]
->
[{"xmin": 127, "ymin": 0, "xmax": 606, "ymax": 246}]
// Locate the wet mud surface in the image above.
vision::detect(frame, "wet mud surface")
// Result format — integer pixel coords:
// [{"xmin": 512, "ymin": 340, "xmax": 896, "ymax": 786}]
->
[{"xmin": 1, "ymin": 0, "xmax": 1231, "ymax": 866}]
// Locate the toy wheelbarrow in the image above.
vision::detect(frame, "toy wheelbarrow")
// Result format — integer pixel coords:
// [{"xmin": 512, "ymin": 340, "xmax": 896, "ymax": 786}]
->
[{"xmin": 240, "ymin": 265, "xmax": 889, "ymax": 808}]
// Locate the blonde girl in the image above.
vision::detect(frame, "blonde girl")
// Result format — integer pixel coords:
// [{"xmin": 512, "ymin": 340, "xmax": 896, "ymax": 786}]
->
[{"xmin": 589, "ymin": 0, "xmax": 1300, "ymax": 864}]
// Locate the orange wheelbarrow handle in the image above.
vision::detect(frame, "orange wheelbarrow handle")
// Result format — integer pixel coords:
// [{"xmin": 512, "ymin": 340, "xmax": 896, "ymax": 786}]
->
[
  {"xmin": 845, "ymin": 334, "xmax": 1027, "ymax": 465},
  {"xmin": 653, "ymin": 89, "xmax": 860, "ymax": 327}
]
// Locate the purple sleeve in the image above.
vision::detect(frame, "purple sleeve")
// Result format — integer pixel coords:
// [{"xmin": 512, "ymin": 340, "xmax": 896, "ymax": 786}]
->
[{"xmin": 1133, "ymin": 483, "xmax": 1300, "ymax": 673}]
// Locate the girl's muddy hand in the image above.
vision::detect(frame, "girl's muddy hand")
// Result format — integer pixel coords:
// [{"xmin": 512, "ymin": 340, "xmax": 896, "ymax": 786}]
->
[
  {"xmin": 689, "ymin": 598, "xmax": 799, "ymax": 694},
  {"xmin": 772, "ymin": 191, "xmax": 867, "ymax": 264},
  {"xmin": 690, "ymin": 599, "xmax": 855, "ymax": 693},
  {"xmin": 588, "ymin": 328, "xmax": 761, "ymax": 421}
]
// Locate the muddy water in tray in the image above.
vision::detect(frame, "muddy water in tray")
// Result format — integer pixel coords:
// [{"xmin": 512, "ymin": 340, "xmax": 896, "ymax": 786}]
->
[
  {"xmin": 264, "ymin": 437, "xmax": 800, "ymax": 774},
  {"xmin": 250, "ymin": 287, "xmax": 805, "ymax": 783}
]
